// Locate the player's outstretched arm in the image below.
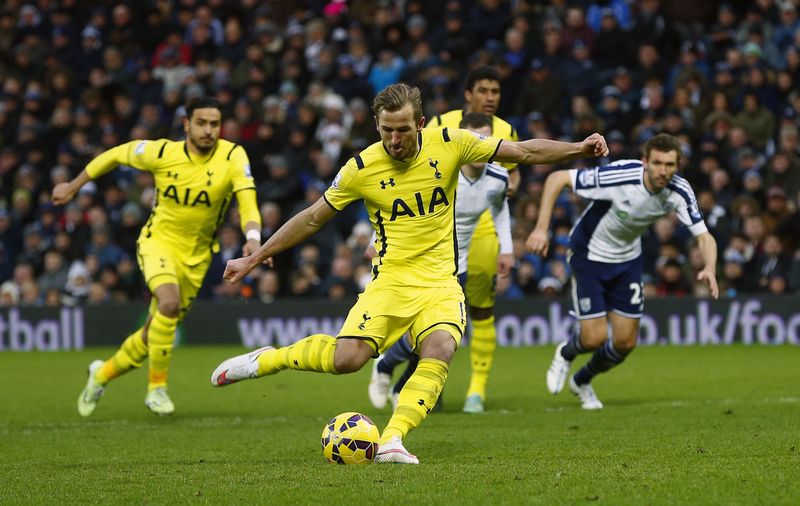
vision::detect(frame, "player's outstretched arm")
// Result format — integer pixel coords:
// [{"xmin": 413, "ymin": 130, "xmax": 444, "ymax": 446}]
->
[
  {"xmin": 52, "ymin": 169, "xmax": 93, "ymax": 205},
  {"xmin": 494, "ymin": 133, "xmax": 608, "ymax": 166},
  {"xmin": 526, "ymin": 170, "xmax": 572, "ymax": 257},
  {"xmin": 695, "ymin": 232, "xmax": 719, "ymax": 299},
  {"xmin": 52, "ymin": 143, "xmax": 135, "ymax": 205},
  {"xmin": 223, "ymin": 196, "xmax": 337, "ymax": 284}
]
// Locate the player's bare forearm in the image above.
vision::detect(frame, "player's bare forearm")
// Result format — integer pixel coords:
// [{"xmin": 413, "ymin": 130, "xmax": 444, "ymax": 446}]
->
[
  {"xmin": 696, "ymin": 232, "xmax": 720, "ymax": 299},
  {"xmin": 246, "ymin": 197, "xmax": 336, "ymax": 268},
  {"xmin": 534, "ymin": 171, "xmax": 571, "ymax": 232},
  {"xmin": 494, "ymin": 133, "xmax": 608, "ymax": 166},
  {"xmin": 507, "ymin": 168, "xmax": 521, "ymax": 197},
  {"xmin": 52, "ymin": 170, "xmax": 92, "ymax": 205},
  {"xmin": 696, "ymin": 232, "xmax": 718, "ymax": 274}
]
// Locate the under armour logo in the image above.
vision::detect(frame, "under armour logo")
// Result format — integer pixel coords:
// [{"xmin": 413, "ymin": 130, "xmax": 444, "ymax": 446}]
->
[
  {"xmin": 380, "ymin": 178, "xmax": 395, "ymax": 189},
  {"xmin": 428, "ymin": 158, "xmax": 442, "ymax": 179},
  {"xmin": 418, "ymin": 399, "xmax": 432, "ymax": 414},
  {"xmin": 206, "ymin": 170, "xmax": 214, "ymax": 186},
  {"xmin": 159, "ymin": 257, "xmax": 166, "ymax": 268},
  {"xmin": 166, "ymin": 171, "xmax": 179, "ymax": 179},
  {"xmin": 358, "ymin": 311, "xmax": 371, "ymax": 330}
]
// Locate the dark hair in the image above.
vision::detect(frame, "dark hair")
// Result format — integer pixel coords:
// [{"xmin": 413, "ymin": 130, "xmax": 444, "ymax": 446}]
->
[
  {"xmin": 643, "ymin": 133, "xmax": 683, "ymax": 163},
  {"xmin": 459, "ymin": 112, "xmax": 493, "ymax": 132},
  {"xmin": 186, "ymin": 96, "xmax": 222, "ymax": 119},
  {"xmin": 464, "ymin": 66, "xmax": 501, "ymax": 91},
  {"xmin": 372, "ymin": 83, "xmax": 423, "ymax": 122}
]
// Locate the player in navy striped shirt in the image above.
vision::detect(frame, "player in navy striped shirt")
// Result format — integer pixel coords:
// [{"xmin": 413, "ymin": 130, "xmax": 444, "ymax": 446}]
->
[{"xmin": 528, "ymin": 133, "xmax": 719, "ymax": 409}]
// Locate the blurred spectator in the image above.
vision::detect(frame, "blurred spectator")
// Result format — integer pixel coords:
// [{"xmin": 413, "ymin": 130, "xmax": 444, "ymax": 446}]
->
[{"xmin": 0, "ymin": 1, "xmax": 797, "ymax": 304}]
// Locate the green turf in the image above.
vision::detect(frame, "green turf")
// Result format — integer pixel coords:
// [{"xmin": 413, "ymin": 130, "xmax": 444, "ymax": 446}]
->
[{"xmin": 1, "ymin": 345, "xmax": 798, "ymax": 505}]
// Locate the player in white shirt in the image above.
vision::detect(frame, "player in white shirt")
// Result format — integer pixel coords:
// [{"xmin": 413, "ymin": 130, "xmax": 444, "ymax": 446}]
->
[
  {"xmin": 527, "ymin": 133, "xmax": 719, "ymax": 410},
  {"xmin": 369, "ymin": 113, "xmax": 513, "ymax": 414}
]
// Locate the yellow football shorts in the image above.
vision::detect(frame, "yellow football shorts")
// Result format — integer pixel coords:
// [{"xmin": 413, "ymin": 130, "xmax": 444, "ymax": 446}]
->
[
  {"xmin": 338, "ymin": 277, "xmax": 467, "ymax": 356},
  {"xmin": 465, "ymin": 231, "xmax": 500, "ymax": 309},
  {"xmin": 136, "ymin": 240, "xmax": 211, "ymax": 321}
]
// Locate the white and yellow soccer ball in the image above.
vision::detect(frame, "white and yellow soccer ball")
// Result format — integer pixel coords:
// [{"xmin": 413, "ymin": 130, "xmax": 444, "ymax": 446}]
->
[{"xmin": 321, "ymin": 412, "xmax": 380, "ymax": 465}]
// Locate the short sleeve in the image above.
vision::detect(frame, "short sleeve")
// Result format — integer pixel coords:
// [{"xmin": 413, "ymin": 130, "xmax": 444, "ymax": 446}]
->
[
  {"xmin": 570, "ymin": 167, "xmax": 608, "ymax": 200},
  {"xmin": 228, "ymin": 145, "xmax": 256, "ymax": 192},
  {"xmin": 324, "ymin": 159, "xmax": 360, "ymax": 211},
  {"xmin": 124, "ymin": 140, "xmax": 168, "ymax": 171},
  {"xmin": 671, "ymin": 185, "xmax": 708, "ymax": 236},
  {"xmin": 449, "ymin": 128, "xmax": 503, "ymax": 166}
]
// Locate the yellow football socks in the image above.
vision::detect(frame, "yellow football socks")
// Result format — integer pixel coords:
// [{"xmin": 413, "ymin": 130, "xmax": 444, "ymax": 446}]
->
[
  {"xmin": 95, "ymin": 328, "xmax": 148, "ymax": 385},
  {"xmin": 257, "ymin": 334, "xmax": 337, "ymax": 375},
  {"xmin": 466, "ymin": 316, "xmax": 496, "ymax": 400},
  {"xmin": 146, "ymin": 311, "xmax": 178, "ymax": 391},
  {"xmin": 380, "ymin": 358, "xmax": 448, "ymax": 444}
]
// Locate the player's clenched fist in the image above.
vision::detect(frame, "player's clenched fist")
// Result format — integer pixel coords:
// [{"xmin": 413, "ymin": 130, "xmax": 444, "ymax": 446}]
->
[
  {"xmin": 580, "ymin": 133, "xmax": 609, "ymax": 158},
  {"xmin": 223, "ymin": 257, "xmax": 253, "ymax": 284}
]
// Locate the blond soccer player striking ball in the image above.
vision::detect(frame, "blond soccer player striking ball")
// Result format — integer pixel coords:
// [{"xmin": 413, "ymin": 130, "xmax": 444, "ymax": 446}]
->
[
  {"xmin": 53, "ymin": 97, "xmax": 262, "ymax": 416},
  {"xmin": 211, "ymin": 83, "xmax": 607, "ymax": 463}
]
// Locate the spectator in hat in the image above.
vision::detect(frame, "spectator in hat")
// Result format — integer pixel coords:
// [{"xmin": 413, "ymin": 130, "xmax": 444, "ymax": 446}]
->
[
  {"xmin": 593, "ymin": 7, "xmax": 630, "ymax": 69},
  {"xmin": 764, "ymin": 151, "xmax": 800, "ymax": 198},
  {"xmin": 708, "ymin": 3, "xmax": 739, "ymax": 62},
  {"xmin": 735, "ymin": 92, "xmax": 775, "ymax": 150},
  {"xmin": 515, "ymin": 58, "xmax": 562, "ymax": 122},
  {"xmin": 597, "ymin": 85, "xmax": 633, "ymax": 136},
  {"xmin": 86, "ymin": 225, "xmax": 126, "ymax": 270},
  {"xmin": 256, "ymin": 154, "xmax": 302, "ymax": 215},
  {"xmin": 38, "ymin": 250, "xmax": 69, "ymax": 294},
  {"xmin": 761, "ymin": 187, "xmax": 792, "ymax": 235},
  {"xmin": 330, "ymin": 54, "xmax": 372, "ymax": 103},
  {"xmin": 561, "ymin": 39, "xmax": 599, "ymax": 98},
  {"xmin": 0, "ymin": 280, "xmax": 19, "ymax": 306}
]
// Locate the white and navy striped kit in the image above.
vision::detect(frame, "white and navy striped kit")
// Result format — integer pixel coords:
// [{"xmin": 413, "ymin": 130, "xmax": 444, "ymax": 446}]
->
[
  {"xmin": 567, "ymin": 160, "xmax": 708, "ymax": 319},
  {"xmin": 455, "ymin": 162, "xmax": 512, "ymax": 276}
]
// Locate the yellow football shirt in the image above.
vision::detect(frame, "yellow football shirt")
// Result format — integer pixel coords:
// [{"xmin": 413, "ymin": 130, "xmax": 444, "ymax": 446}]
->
[
  {"xmin": 86, "ymin": 139, "xmax": 256, "ymax": 264},
  {"xmin": 325, "ymin": 127, "xmax": 502, "ymax": 287},
  {"xmin": 429, "ymin": 110, "xmax": 518, "ymax": 238}
]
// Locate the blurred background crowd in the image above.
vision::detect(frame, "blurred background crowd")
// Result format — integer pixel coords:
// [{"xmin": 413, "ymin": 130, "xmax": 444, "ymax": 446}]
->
[{"xmin": 1, "ymin": 0, "xmax": 799, "ymax": 307}]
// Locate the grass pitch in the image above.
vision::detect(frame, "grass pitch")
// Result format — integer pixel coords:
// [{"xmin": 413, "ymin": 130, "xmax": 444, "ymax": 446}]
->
[{"xmin": 1, "ymin": 345, "xmax": 798, "ymax": 505}]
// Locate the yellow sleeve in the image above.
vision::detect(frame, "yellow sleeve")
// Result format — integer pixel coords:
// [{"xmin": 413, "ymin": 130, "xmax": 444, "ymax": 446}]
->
[
  {"xmin": 85, "ymin": 139, "xmax": 168, "ymax": 179},
  {"xmin": 235, "ymin": 188, "xmax": 261, "ymax": 229},
  {"xmin": 448, "ymin": 128, "xmax": 503, "ymax": 166},
  {"xmin": 86, "ymin": 140, "xmax": 158, "ymax": 179},
  {"xmin": 323, "ymin": 159, "xmax": 360, "ymax": 211},
  {"xmin": 228, "ymin": 144, "xmax": 256, "ymax": 192}
]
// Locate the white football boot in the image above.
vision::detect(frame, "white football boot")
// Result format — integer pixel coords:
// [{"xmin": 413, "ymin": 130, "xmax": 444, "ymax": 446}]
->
[
  {"xmin": 374, "ymin": 436, "xmax": 419, "ymax": 464},
  {"xmin": 145, "ymin": 387, "xmax": 175, "ymax": 415},
  {"xmin": 368, "ymin": 356, "xmax": 392, "ymax": 409},
  {"xmin": 77, "ymin": 360, "xmax": 105, "ymax": 417},
  {"xmin": 211, "ymin": 346, "xmax": 274, "ymax": 386},
  {"xmin": 462, "ymin": 394, "xmax": 484, "ymax": 414},
  {"xmin": 546, "ymin": 342, "xmax": 572, "ymax": 394},
  {"xmin": 569, "ymin": 376, "xmax": 604, "ymax": 410}
]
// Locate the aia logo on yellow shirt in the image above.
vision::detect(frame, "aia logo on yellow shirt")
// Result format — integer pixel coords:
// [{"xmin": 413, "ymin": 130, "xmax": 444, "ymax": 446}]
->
[
  {"xmin": 389, "ymin": 187, "xmax": 449, "ymax": 221},
  {"xmin": 162, "ymin": 185, "xmax": 212, "ymax": 207}
]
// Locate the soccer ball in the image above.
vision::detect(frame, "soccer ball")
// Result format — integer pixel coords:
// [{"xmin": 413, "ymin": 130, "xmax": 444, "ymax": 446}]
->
[{"xmin": 321, "ymin": 412, "xmax": 380, "ymax": 465}]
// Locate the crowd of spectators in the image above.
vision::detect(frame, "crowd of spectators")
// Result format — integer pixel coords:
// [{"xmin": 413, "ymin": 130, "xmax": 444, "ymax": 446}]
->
[{"xmin": 1, "ymin": 0, "xmax": 799, "ymax": 308}]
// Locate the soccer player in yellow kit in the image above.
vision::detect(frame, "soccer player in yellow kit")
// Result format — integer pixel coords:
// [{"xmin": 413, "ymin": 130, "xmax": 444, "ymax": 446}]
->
[
  {"xmin": 427, "ymin": 66, "xmax": 519, "ymax": 412},
  {"xmin": 53, "ymin": 97, "xmax": 261, "ymax": 416},
  {"xmin": 211, "ymin": 84, "xmax": 607, "ymax": 463}
]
